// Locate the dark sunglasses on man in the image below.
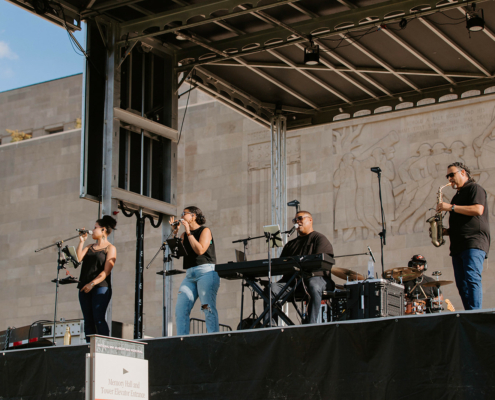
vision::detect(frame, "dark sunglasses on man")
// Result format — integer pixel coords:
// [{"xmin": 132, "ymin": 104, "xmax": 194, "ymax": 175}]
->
[
  {"xmin": 446, "ymin": 171, "xmax": 460, "ymax": 179},
  {"xmin": 292, "ymin": 215, "xmax": 309, "ymax": 224}
]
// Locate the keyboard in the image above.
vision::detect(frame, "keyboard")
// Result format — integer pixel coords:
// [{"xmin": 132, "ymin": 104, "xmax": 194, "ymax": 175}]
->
[{"xmin": 215, "ymin": 253, "xmax": 335, "ymax": 279}]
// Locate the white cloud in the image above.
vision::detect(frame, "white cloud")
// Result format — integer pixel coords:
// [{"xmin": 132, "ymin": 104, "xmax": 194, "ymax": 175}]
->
[{"xmin": 0, "ymin": 41, "xmax": 18, "ymax": 60}]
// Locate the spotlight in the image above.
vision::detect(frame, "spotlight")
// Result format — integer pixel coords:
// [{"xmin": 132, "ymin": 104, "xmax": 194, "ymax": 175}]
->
[
  {"xmin": 30, "ymin": 0, "xmax": 50, "ymax": 15},
  {"xmin": 176, "ymin": 33, "xmax": 187, "ymax": 41},
  {"xmin": 304, "ymin": 39, "xmax": 319, "ymax": 65},
  {"xmin": 466, "ymin": 3, "xmax": 484, "ymax": 32},
  {"xmin": 399, "ymin": 18, "xmax": 408, "ymax": 29},
  {"xmin": 466, "ymin": 10, "xmax": 484, "ymax": 32}
]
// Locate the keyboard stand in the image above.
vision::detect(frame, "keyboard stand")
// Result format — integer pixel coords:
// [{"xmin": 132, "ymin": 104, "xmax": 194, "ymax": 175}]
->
[{"xmin": 244, "ymin": 268, "xmax": 302, "ymax": 329}]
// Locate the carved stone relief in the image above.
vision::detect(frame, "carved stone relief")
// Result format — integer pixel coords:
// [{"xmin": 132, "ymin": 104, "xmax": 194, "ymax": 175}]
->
[{"xmin": 332, "ymin": 104, "xmax": 495, "ymax": 242}]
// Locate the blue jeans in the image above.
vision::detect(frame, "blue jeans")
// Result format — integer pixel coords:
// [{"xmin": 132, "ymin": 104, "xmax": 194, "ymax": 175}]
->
[
  {"xmin": 176, "ymin": 264, "xmax": 220, "ymax": 335},
  {"xmin": 265, "ymin": 276, "xmax": 334, "ymax": 325},
  {"xmin": 79, "ymin": 286, "xmax": 112, "ymax": 342},
  {"xmin": 452, "ymin": 249, "xmax": 485, "ymax": 310}
]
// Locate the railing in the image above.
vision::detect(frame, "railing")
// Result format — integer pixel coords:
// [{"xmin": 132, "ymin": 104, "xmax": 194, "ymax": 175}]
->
[{"xmin": 189, "ymin": 318, "xmax": 232, "ymax": 335}]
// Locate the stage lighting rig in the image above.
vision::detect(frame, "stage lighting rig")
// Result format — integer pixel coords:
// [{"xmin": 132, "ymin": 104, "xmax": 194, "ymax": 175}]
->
[
  {"xmin": 29, "ymin": 0, "xmax": 50, "ymax": 15},
  {"xmin": 304, "ymin": 36, "xmax": 319, "ymax": 66},
  {"xmin": 466, "ymin": 3, "xmax": 485, "ymax": 33}
]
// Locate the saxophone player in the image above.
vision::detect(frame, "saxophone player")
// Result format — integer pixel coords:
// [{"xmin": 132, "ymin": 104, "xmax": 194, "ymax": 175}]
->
[{"xmin": 436, "ymin": 162, "xmax": 490, "ymax": 310}]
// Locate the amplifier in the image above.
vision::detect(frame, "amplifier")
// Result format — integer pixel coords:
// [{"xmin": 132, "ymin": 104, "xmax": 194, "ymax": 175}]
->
[{"xmin": 345, "ymin": 279, "xmax": 404, "ymax": 319}]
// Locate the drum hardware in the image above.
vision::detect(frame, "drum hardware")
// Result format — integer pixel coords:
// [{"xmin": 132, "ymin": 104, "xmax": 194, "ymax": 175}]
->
[
  {"xmin": 422, "ymin": 280, "xmax": 454, "ymax": 288},
  {"xmin": 383, "ymin": 267, "xmax": 421, "ymax": 283},
  {"xmin": 405, "ymin": 299, "xmax": 427, "ymax": 315},
  {"xmin": 331, "ymin": 267, "xmax": 365, "ymax": 282}
]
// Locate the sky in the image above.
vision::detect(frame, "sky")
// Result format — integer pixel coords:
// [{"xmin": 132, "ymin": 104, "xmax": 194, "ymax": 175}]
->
[{"xmin": 0, "ymin": 0, "xmax": 85, "ymax": 92}]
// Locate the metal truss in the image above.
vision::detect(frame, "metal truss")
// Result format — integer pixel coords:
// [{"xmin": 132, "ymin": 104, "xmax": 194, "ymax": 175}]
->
[
  {"xmin": 418, "ymin": 17, "xmax": 491, "ymax": 77},
  {"xmin": 210, "ymin": 61, "xmax": 488, "ymax": 78},
  {"xmin": 172, "ymin": 0, "xmax": 493, "ymax": 123},
  {"xmin": 286, "ymin": 79, "xmax": 495, "ymax": 130},
  {"xmin": 267, "ymin": 49, "xmax": 353, "ymax": 104},
  {"xmin": 174, "ymin": 0, "xmax": 487, "ymax": 68},
  {"xmin": 380, "ymin": 28, "xmax": 455, "ymax": 85},
  {"xmin": 339, "ymin": 33, "xmax": 422, "ymax": 93},
  {"xmin": 116, "ymin": 0, "xmax": 299, "ymax": 42}
]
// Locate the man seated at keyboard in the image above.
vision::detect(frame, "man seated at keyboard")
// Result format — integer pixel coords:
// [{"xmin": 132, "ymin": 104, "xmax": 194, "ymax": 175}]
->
[{"xmin": 266, "ymin": 210, "xmax": 335, "ymax": 325}]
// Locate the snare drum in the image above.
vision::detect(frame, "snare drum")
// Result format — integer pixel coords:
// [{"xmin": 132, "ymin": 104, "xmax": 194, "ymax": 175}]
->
[{"xmin": 405, "ymin": 299, "xmax": 427, "ymax": 315}]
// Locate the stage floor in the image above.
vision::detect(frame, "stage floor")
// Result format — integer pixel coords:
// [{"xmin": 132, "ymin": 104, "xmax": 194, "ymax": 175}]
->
[{"xmin": 2, "ymin": 310, "xmax": 495, "ymax": 399}]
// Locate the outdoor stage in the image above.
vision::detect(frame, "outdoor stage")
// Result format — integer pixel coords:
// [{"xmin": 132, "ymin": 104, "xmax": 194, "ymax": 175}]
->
[{"xmin": 2, "ymin": 310, "xmax": 495, "ymax": 400}]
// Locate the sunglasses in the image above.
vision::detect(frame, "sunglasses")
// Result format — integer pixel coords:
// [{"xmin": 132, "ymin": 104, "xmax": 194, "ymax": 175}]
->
[
  {"xmin": 181, "ymin": 211, "xmax": 194, "ymax": 217},
  {"xmin": 292, "ymin": 215, "xmax": 309, "ymax": 224},
  {"xmin": 446, "ymin": 171, "xmax": 460, "ymax": 179}
]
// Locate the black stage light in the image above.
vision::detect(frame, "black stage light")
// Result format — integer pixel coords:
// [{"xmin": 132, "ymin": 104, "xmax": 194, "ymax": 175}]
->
[
  {"xmin": 304, "ymin": 43, "xmax": 319, "ymax": 65},
  {"xmin": 466, "ymin": 9, "xmax": 485, "ymax": 32},
  {"xmin": 30, "ymin": 0, "xmax": 50, "ymax": 15}
]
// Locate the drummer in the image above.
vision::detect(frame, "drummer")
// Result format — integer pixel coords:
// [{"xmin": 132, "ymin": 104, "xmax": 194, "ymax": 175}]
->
[{"xmin": 403, "ymin": 254, "xmax": 439, "ymax": 306}]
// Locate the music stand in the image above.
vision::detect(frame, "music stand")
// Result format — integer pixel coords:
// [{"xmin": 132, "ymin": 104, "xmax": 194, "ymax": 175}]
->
[
  {"xmin": 166, "ymin": 237, "xmax": 188, "ymax": 259},
  {"xmin": 263, "ymin": 224, "xmax": 282, "ymax": 326},
  {"xmin": 235, "ymin": 249, "xmax": 247, "ymax": 263},
  {"xmin": 62, "ymin": 246, "xmax": 81, "ymax": 268}
]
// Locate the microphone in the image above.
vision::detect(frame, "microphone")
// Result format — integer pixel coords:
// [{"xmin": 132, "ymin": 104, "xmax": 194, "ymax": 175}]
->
[
  {"xmin": 367, "ymin": 246, "xmax": 376, "ymax": 263},
  {"xmin": 288, "ymin": 224, "xmax": 299, "ymax": 237},
  {"xmin": 371, "ymin": 167, "xmax": 381, "ymax": 174},
  {"xmin": 76, "ymin": 228, "xmax": 93, "ymax": 235},
  {"xmin": 171, "ymin": 219, "xmax": 184, "ymax": 227}
]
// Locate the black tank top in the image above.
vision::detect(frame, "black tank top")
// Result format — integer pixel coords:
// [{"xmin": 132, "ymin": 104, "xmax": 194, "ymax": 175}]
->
[
  {"xmin": 77, "ymin": 244, "xmax": 112, "ymax": 289},
  {"xmin": 182, "ymin": 226, "xmax": 216, "ymax": 269}
]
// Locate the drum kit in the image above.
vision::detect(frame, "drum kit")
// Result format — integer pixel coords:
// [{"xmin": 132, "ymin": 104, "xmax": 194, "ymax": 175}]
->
[{"xmin": 331, "ymin": 266, "xmax": 454, "ymax": 315}]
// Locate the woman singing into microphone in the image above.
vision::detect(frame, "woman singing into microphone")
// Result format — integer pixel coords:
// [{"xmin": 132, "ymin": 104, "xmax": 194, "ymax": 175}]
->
[
  {"xmin": 170, "ymin": 206, "xmax": 219, "ymax": 335},
  {"xmin": 76, "ymin": 215, "xmax": 117, "ymax": 341}
]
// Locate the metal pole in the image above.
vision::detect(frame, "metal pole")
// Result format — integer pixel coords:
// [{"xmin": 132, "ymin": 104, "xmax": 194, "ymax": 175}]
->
[
  {"xmin": 141, "ymin": 52, "xmax": 145, "ymax": 196},
  {"xmin": 270, "ymin": 117, "xmax": 277, "ymax": 230},
  {"xmin": 134, "ymin": 208, "xmax": 145, "ymax": 339},
  {"xmin": 280, "ymin": 116, "xmax": 287, "ymax": 243},
  {"xmin": 162, "ymin": 222, "xmax": 173, "ymax": 337},
  {"xmin": 101, "ymin": 23, "xmax": 120, "ymax": 337}
]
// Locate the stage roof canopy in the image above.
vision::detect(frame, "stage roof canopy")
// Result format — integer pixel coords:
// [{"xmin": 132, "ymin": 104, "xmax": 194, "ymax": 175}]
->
[{"xmin": 11, "ymin": 0, "xmax": 495, "ymax": 129}]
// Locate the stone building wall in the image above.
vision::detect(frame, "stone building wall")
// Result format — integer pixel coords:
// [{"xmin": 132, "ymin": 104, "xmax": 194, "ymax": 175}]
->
[
  {"xmin": 0, "ymin": 74, "xmax": 82, "ymax": 144},
  {"xmin": 1, "ymin": 75, "xmax": 495, "ymax": 339}
]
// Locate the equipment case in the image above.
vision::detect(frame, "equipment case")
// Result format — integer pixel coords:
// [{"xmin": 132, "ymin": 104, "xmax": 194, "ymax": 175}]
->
[{"xmin": 345, "ymin": 279, "xmax": 404, "ymax": 319}]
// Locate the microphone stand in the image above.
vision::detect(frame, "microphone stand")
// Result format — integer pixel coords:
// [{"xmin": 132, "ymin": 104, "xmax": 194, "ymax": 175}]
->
[
  {"xmin": 371, "ymin": 167, "xmax": 386, "ymax": 278},
  {"xmin": 35, "ymin": 233, "xmax": 81, "ymax": 345},
  {"xmin": 147, "ymin": 230, "xmax": 177, "ymax": 337},
  {"xmin": 232, "ymin": 235, "xmax": 265, "ymax": 327}
]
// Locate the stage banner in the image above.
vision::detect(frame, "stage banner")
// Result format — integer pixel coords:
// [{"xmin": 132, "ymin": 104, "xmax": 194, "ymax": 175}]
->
[{"xmin": 87, "ymin": 335, "xmax": 148, "ymax": 400}]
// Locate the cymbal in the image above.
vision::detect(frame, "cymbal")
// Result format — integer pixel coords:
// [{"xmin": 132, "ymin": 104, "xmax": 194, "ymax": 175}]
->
[
  {"xmin": 422, "ymin": 280, "xmax": 454, "ymax": 288},
  {"xmin": 331, "ymin": 267, "xmax": 365, "ymax": 281},
  {"xmin": 383, "ymin": 267, "xmax": 421, "ymax": 282}
]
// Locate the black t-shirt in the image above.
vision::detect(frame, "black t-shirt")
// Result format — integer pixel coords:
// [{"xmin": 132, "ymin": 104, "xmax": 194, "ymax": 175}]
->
[
  {"xmin": 183, "ymin": 226, "xmax": 217, "ymax": 269},
  {"xmin": 448, "ymin": 181, "xmax": 490, "ymax": 256},
  {"xmin": 404, "ymin": 275, "xmax": 439, "ymax": 300},
  {"xmin": 280, "ymin": 231, "xmax": 334, "ymax": 279}
]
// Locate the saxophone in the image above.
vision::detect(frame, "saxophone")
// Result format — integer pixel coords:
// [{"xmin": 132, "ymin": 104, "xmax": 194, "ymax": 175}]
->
[{"xmin": 427, "ymin": 182, "xmax": 452, "ymax": 247}]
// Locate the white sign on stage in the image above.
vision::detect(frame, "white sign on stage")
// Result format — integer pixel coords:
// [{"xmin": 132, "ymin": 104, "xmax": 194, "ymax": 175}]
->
[
  {"xmin": 94, "ymin": 353, "xmax": 148, "ymax": 400},
  {"xmin": 86, "ymin": 335, "xmax": 148, "ymax": 400}
]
